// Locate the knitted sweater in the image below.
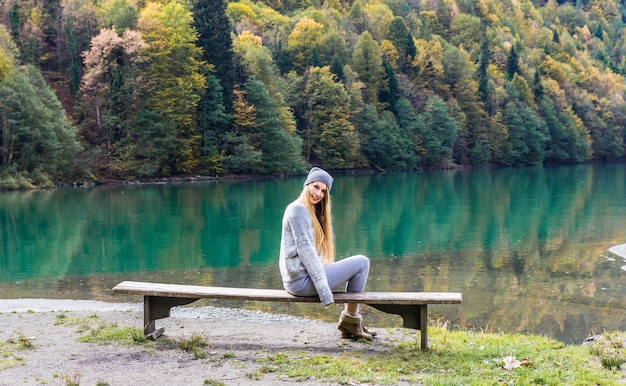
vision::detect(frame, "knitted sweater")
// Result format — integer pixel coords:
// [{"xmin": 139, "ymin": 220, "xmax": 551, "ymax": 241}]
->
[{"xmin": 279, "ymin": 201, "xmax": 334, "ymax": 306}]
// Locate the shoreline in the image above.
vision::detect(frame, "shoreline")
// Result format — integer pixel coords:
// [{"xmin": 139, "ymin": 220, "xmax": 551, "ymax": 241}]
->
[{"xmin": 0, "ymin": 298, "xmax": 320, "ymax": 325}]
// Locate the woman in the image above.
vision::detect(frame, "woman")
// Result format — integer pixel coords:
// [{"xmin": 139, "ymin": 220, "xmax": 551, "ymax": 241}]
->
[{"xmin": 279, "ymin": 167, "xmax": 376, "ymax": 340}]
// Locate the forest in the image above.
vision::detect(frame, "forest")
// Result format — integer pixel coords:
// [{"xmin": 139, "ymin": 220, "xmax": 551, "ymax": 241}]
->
[{"xmin": 0, "ymin": 0, "xmax": 625, "ymax": 188}]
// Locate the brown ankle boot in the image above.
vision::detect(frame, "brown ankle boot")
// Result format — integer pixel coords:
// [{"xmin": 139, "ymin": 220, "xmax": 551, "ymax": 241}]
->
[
  {"xmin": 337, "ymin": 311, "xmax": 373, "ymax": 341},
  {"xmin": 340, "ymin": 325, "xmax": 377, "ymax": 339}
]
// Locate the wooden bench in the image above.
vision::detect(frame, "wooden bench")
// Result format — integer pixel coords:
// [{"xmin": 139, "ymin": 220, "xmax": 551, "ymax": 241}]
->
[{"xmin": 112, "ymin": 281, "xmax": 462, "ymax": 350}]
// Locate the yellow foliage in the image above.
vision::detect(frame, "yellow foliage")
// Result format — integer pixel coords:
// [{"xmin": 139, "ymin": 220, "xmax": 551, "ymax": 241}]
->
[
  {"xmin": 288, "ymin": 17, "xmax": 324, "ymax": 47},
  {"xmin": 226, "ymin": 2, "xmax": 257, "ymax": 24},
  {"xmin": 540, "ymin": 55, "xmax": 568, "ymax": 84},
  {"xmin": 411, "ymin": 39, "xmax": 444, "ymax": 79},
  {"xmin": 364, "ymin": 2, "xmax": 394, "ymax": 36},
  {"xmin": 380, "ymin": 39, "xmax": 399, "ymax": 70},
  {"xmin": 287, "ymin": 17, "xmax": 324, "ymax": 71},
  {"xmin": 29, "ymin": 6, "xmax": 40, "ymax": 26},
  {"xmin": 0, "ymin": 51, "xmax": 11, "ymax": 82},
  {"xmin": 237, "ymin": 30, "xmax": 264, "ymax": 47}
]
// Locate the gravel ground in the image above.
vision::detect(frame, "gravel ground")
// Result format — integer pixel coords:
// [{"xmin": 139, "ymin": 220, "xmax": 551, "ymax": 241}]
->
[{"xmin": 0, "ymin": 299, "xmax": 413, "ymax": 386}]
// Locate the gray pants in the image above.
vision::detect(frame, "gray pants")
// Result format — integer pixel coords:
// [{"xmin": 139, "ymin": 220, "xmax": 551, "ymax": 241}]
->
[{"xmin": 285, "ymin": 254, "xmax": 370, "ymax": 296}]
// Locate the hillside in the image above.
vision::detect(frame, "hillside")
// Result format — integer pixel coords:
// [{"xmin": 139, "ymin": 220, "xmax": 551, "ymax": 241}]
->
[{"xmin": 0, "ymin": 0, "xmax": 625, "ymax": 187}]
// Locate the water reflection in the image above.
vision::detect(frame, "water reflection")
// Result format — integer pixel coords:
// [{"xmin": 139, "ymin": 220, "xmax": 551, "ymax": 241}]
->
[{"xmin": 0, "ymin": 164, "xmax": 625, "ymax": 344}]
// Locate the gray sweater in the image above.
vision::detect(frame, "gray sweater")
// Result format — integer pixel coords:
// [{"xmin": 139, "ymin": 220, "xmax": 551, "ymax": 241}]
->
[{"xmin": 279, "ymin": 201, "xmax": 334, "ymax": 306}]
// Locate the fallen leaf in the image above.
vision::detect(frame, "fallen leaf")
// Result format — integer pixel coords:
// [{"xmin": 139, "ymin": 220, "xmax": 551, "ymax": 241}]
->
[{"xmin": 502, "ymin": 355, "xmax": 521, "ymax": 370}]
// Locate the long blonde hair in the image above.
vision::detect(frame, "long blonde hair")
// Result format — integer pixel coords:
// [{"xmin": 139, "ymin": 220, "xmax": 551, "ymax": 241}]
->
[{"xmin": 298, "ymin": 187, "xmax": 335, "ymax": 265}]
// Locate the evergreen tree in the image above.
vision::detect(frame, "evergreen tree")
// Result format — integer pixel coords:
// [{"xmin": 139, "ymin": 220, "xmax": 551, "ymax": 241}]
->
[
  {"xmin": 476, "ymin": 27, "xmax": 491, "ymax": 114},
  {"xmin": 193, "ymin": 0, "xmax": 236, "ymax": 110},
  {"xmin": 117, "ymin": 110, "xmax": 178, "ymax": 177},
  {"xmin": 0, "ymin": 65, "xmax": 81, "ymax": 184},
  {"xmin": 197, "ymin": 73, "xmax": 230, "ymax": 174},
  {"xmin": 394, "ymin": 97, "xmax": 422, "ymax": 165},
  {"xmin": 302, "ymin": 66, "xmax": 361, "ymax": 168},
  {"xmin": 243, "ymin": 77, "xmax": 306, "ymax": 173},
  {"xmin": 506, "ymin": 45, "xmax": 520, "ymax": 80},
  {"xmin": 386, "ymin": 17, "xmax": 410, "ymax": 57},
  {"xmin": 359, "ymin": 104, "xmax": 416, "ymax": 170},
  {"xmin": 501, "ymin": 83, "xmax": 548, "ymax": 165},
  {"xmin": 416, "ymin": 96, "xmax": 460, "ymax": 167},
  {"xmin": 223, "ymin": 88, "xmax": 262, "ymax": 173},
  {"xmin": 378, "ymin": 60, "xmax": 399, "ymax": 112},
  {"xmin": 539, "ymin": 96, "xmax": 588, "ymax": 163}
]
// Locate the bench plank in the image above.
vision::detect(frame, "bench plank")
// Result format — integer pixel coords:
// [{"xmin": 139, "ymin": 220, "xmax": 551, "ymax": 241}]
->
[
  {"xmin": 113, "ymin": 281, "xmax": 462, "ymax": 304},
  {"xmin": 112, "ymin": 281, "xmax": 462, "ymax": 350}
]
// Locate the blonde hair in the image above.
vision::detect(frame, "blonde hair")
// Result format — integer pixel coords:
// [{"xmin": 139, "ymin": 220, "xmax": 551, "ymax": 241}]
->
[{"xmin": 298, "ymin": 186, "xmax": 335, "ymax": 265}]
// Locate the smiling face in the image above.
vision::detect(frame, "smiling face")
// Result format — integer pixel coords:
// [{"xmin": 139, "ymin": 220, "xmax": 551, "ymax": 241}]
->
[{"xmin": 306, "ymin": 181, "xmax": 328, "ymax": 205}]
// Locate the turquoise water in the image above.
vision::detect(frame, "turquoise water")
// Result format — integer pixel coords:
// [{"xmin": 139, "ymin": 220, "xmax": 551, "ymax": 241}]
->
[{"xmin": 1, "ymin": 164, "xmax": 625, "ymax": 343}]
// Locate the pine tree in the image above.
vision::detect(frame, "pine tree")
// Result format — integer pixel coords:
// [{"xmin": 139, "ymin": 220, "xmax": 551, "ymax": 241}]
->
[
  {"xmin": 506, "ymin": 45, "xmax": 520, "ymax": 80},
  {"xmin": 193, "ymin": 0, "xmax": 236, "ymax": 110}
]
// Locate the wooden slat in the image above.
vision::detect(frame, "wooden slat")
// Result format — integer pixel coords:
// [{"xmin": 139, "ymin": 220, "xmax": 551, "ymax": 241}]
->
[{"xmin": 112, "ymin": 281, "xmax": 462, "ymax": 305}]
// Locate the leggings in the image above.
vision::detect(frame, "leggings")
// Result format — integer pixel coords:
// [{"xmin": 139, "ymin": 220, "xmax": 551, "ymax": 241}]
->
[{"xmin": 285, "ymin": 254, "xmax": 370, "ymax": 296}]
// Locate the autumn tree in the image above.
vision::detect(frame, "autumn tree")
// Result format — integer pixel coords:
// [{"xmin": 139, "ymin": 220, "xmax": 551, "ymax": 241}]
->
[
  {"xmin": 351, "ymin": 31, "xmax": 386, "ymax": 106},
  {"xmin": 287, "ymin": 17, "xmax": 325, "ymax": 72},
  {"xmin": 138, "ymin": 0, "xmax": 207, "ymax": 174},
  {"xmin": 62, "ymin": 0, "xmax": 101, "ymax": 94},
  {"xmin": 231, "ymin": 31, "xmax": 305, "ymax": 173},
  {"xmin": 222, "ymin": 88, "xmax": 262, "ymax": 173},
  {"xmin": 80, "ymin": 28, "xmax": 147, "ymax": 148}
]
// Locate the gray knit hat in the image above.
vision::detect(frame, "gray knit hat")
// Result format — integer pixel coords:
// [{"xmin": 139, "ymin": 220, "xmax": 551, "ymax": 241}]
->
[{"xmin": 303, "ymin": 167, "xmax": 333, "ymax": 191}]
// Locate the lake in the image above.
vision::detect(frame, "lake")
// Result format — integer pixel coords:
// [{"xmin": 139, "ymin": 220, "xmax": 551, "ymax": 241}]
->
[{"xmin": 1, "ymin": 163, "xmax": 625, "ymax": 344}]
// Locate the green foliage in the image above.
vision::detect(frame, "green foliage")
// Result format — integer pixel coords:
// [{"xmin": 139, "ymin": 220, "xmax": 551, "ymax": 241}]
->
[
  {"xmin": 243, "ymin": 77, "xmax": 306, "ymax": 173},
  {"xmin": 0, "ymin": 65, "xmax": 81, "ymax": 186},
  {"xmin": 359, "ymin": 104, "xmax": 416, "ymax": 169},
  {"xmin": 197, "ymin": 74, "xmax": 230, "ymax": 174},
  {"xmin": 351, "ymin": 31, "xmax": 385, "ymax": 105},
  {"xmin": 501, "ymin": 99, "xmax": 548, "ymax": 166},
  {"xmin": 506, "ymin": 45, "xmax": 520, "ymax": 80},
  {"xmin": 103, "ymin": 0, "xmax": 139, "ymax": 32},
  {"xmin": 115, "ymin": 110, "xmax": 178, "ymax": 177},
  {"xmin": 416, "ymin": 96, "xmax": 460, "ymax": 167},
  {"xmin": 301, "ymin": 66, "xmax": 361, "ymax": 168},
  {"xmin": 193, "ymin": 0, "xmax": 235, "ymax": 108}
]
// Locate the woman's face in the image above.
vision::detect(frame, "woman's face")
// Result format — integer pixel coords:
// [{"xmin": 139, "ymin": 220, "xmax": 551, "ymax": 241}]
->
[{"xmin": 306, "ymin": 181, "xmax": 328, "ymax": 205}]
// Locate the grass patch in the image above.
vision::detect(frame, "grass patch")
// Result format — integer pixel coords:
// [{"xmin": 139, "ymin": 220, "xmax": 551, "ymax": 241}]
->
[
  {"xmin": 203, "ymin": 380, "xmax": 226, "ymax": 386},
  {"xmin": 587, "ymin": 331, "xmax": 626, "ymax": 370},
  {"xmin": 0, "ymin": 335, "xmax": 34, "ymax": 370},
  {"xmin": 54, "ymin": 313, "xmax": 146, "ymax": 345},
  {"xmin": 253, "ymin": 327, "xmax": 625, "ymax": 385},
  {"xmin": 55, "ymin": 313, "xmax": 102, "ymax": 333},
  {"xmin": 176, "ymin": 333, "xmax": 207, "ymax": 359},
  {"xmin": 78, "ymin": 323, "xmax": 146, "ymax": 345}
]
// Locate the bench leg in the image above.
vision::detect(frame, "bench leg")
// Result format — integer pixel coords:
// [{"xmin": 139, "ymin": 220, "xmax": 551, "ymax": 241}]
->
[
  {"xmin": 367, "ymin": 304, "xmax": 429, "ymax": 350},
  {"xmin": 144, "ymin": 296, "xmax": 199, "ymax": 339}
]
